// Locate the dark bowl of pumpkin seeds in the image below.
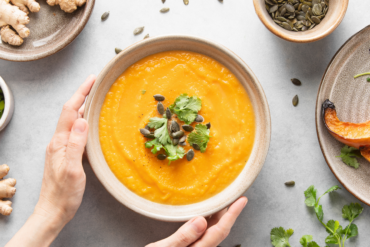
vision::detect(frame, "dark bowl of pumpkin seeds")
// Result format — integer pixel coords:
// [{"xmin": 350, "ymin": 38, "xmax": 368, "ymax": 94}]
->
[{"xmin": 253, "ymin": 0, "xmax": 348, "ymax": 43}]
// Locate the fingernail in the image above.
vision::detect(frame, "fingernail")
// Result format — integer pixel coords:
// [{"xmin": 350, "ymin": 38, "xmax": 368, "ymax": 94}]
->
[
  {"xmin": 243, "ymin": 198, "xmax": 248, "ymax": 207},
  {"xmin": 190, "ymin": 217, "xmax": 207, "ymax": 234},
  {"xmin": 73, "ymin": 119, "xmax": 87, "ymax": 133}
]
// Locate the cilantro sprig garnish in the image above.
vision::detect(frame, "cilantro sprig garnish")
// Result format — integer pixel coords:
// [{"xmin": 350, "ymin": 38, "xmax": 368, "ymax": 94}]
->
[
  {"xmin": 148, "ymin": 117, "xmax": 171, "ymax": 145},
  {"xmin": 169, "ymin": 94, "xmax": 202, "ymax": 124},
  {"xmin": 188, "ymin": 124, "xmax": 211, "ymax": 153},
  {"xmin": 336, "ymin": 145, "xmax": 361, "ymax": 169},
  {"xmin": 271, "ymin": 185, "xmax": 364, "ymax": 247},
  {"xmin": 0, "ymin": 88, "xmax": 4, "ymax": 119},
  {"xmin": 270, "ymin": 227, "xmax": 294, "ymax": 247}
]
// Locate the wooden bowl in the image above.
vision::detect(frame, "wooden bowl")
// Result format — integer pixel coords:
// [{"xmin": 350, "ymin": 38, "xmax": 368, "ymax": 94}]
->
[
  {"xmin": 0, "ymin": 76, "xmax": 14, "ymax": 131},
  {"xmin": 0, "ymin": 0, "xmax": 95, "ymax": 62},
  {"xmin": 253, "ymin": 0, "xmax": 348, "ymax": 43},
  {"xmin": 84, "ymin": 35, "xmax": 271, "ymax": 222}
]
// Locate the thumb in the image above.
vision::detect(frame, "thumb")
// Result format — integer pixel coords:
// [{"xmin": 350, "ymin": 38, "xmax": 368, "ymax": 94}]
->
[
  {"xmin": 66, "ymin": 118, "xmax": 89, "ymax": 164},
  {"xmin": 147, "ymin": 217, "xmax": 207, "ymax": 247}
]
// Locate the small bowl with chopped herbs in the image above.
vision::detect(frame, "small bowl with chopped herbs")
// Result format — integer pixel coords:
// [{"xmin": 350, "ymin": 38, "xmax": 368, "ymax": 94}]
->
[
  {"xmin": 84, "ymin": 35, "xmax": 271, "ymax": 222},
  {"xmin": 253, "ymin": 0, "xmax": 349, "ymax": 43},
  {"xmin": 0, "ymin": 77, "xmax": 14, "ymax": 132}
]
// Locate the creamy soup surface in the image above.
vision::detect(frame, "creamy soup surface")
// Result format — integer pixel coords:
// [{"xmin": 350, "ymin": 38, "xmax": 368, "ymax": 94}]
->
[{"xmin": 99, "ymin": 51, "xmax": 255, "ymax": 205}]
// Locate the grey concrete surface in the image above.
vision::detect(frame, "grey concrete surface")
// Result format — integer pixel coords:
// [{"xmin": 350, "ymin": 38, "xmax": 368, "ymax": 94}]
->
[{"xmin": 1, "ymin": 0, "xmax": 370, "ymax": 246}]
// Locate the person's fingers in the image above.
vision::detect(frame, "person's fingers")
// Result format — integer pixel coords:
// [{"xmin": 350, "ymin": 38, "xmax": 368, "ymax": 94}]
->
[
  {"xmin": 206, "ymin": 208, "xmax": 227, "ymax": 228},
  {"xmin": 190, "ymin": 197, "xmax": 248, "ymax": 247},
  {"xmin": 66, "ymin": 119, "xmax": 89, "ymax": 168},
  {"xmin": 55, "ymin": 75, "xmax": 95, "ymax": 139},
  {"xmin": 78, "ymin": 104, "xmax": 85, "ymax": 118},
  {"xmin": 146, "ymin": 217, "xmax": 207, "ymax": 247}
]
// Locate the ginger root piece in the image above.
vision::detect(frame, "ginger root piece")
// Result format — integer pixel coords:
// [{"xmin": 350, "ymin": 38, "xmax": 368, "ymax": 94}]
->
[
  {"xmin": 0, "ymin": 164, "xmax": 16, "ymax": 216},
  {"xmin": 0, "ymin": 0, "xmax": 30, "ymax": 45},
  {"xmin": 1, "ymin": 25, "xmax": 23, "ymax": 46},
  {"xmin": 10, "ymin": 0, "xmax": 40, "ymax": 14},
  {"xmin": 46, "ymin": 0, "xmax": 86, "ymax": 13}
]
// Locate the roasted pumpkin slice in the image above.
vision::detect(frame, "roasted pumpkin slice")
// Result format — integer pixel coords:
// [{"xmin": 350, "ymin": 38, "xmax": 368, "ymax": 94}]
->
[
  {"xmin": 360, "ymin": 146, "xmax": 370, "ymax": 162},
  {"xmin": 322, "ymin": 99, "xmax": 370, "ymax": 149}
]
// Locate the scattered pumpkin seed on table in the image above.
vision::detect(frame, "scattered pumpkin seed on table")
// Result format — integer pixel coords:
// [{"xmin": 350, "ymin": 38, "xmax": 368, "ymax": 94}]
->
[
  {"xmin": 265, "ymin": 0, "xmax": 329, "ymax": 32},
  {"xmin": 292, "ymin": 95, "xmax": 299, "ymax": 107},
  {"xmin": 133, "ymin": 26, "xmax": 144, "ymax": 35},
  {"xmin": 291, "ymin": 78, "xmax": 302, "ymax": 86},
  {"xmin": 162, "ymin": 0, "xmax": 165, "ymax": 3},
  {"xmin": 144, "ymin": 34, "xmax": 149, "ymax": 39},
  {"xmin": 285, "ymin": 181, "xmax": 295, "ymax": 186},
  {"xmin": 184, "ymin": 0, "xmax": 189, "ymax": 5},
  {"xmin": 115, "ymin": 48, "xmax": 122, "ymax": 54},
  {"xmin": 160, "ymin": 7, "xmax": 170, "ymax": 13},
  {"xmin": 101, "ymin": 11, "xmax": 109, "ymax": 21}
]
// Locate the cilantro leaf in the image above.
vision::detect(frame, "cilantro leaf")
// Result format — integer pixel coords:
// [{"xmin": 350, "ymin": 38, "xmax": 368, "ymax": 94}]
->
[
  {"xmin": 188, "ymin": 124, "xmax": 211, "ymax": 153},
  {"xmin": 336, "ymin": 145, "xmax": 361, "ymax": 169},
  {"xmin": 164, "ymin": 144, "xmax": 185, "ymax": 164},
  {"xmin": 148, "ymin": 117, "xmax": 167, "ymax": 129},
  {"xmin": 304, "ymin": 185, "xmax": 317, "ymax": 207},
  {"xmin": 342, "ymin": 203, "xmax": 363, "ymax": 221},
  {"xmin": 145, "ymin": 139, "xmax": 164, "ymax": 154},
  {"xmin": 315, "ymin": 205, "xmax": 324, "ymax": 222},
  {"xmin": 325, "ymin": 235, "xmax": 339, "ymax": 244},
  {"xmin": 300, "ymin": 235, "xmax": 321, "ymax": 247},
  {"xmin": 270, "ymin": 227, "xmax": 293, "ymax": 247},
  {"xmin": 326, "ymin": 220, "xmax": 341, "ymax": 235},
  {"xmin": 169, "ymin": 94, "xmax": 202, "ymax": 124},
  {"xmin": 343, "ymin": 224, "xmax": 358, "ymax": 239}
]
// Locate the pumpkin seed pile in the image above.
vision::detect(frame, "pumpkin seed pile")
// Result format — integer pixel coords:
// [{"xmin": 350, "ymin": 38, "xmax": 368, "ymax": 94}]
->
[
  {"xmin": 139, "ymin": 94, "xmax": 211, "ymax": 164},
  {"xmin": 265, "ymin": 0, "xmax": 329, "ymax": 32}
]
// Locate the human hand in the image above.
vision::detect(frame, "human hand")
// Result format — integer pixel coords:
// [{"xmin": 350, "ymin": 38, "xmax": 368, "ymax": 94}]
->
[{"xmin": 147, "ymin": 196, "xmax": 248, "ymax": 247}]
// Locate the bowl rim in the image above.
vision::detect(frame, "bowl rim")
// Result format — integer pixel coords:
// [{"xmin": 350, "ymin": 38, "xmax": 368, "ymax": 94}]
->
[
  {"xmin": 84, "ymin": 34, "xmax": 271, "ymax": 221},
  {"xmin": 0, "ymin": 0, "xmax": 95, "ymax": 62},
  {"xmin": 315, "ymin": 25, "xmax": 370, "ymax": 206},
  {"xmin": 253, "ymin": 0, "xmax": 349, "ymax": 43},
  {"xmin": 0, "ymin": 76, "xmax": 14, "ymax": 130}
]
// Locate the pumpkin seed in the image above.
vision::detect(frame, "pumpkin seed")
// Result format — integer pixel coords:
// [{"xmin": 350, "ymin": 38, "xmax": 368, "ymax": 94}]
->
[
  {"xmin": 179, "ymin": 136, "xmax": 187, "ymax": 143},
  {"xmin": 173, "ymin": 138, "xmax": 179, "ymax": 146},
  {"xmin": 311, "ymin": 16, "xmax": 321, "ymax": 24},
  {"xmin": 192, "ymin": 143, "xmax": 201, "ymax": 151},
  {"xmin": 291, "ymin": 78, "xmax": 302, "ymax": 86},
  {"xmin": 157, "ymin": 154, "xmax": 167, "ymax": 160},
  {"xmin": 160, "ymin": 7, "xmax": 170, "ymax": 13},
  {"xmin": 144, "ymin": 34, "xmax": 149, "ymax": 39},
  {"xmin": 285, "ymin": 181, "xmax": 295, "ymax": 186},
  {"xmin": 170, "ymin": 121, "xmax": 180, "ymax": 133},
  {"xmin": 218, "ymin": 0, "xmax": 223, "ymax": 2},
  {"xmin": 172, "ymin": 130, "xmax": 184, "ymax": 138},
  {"xmin": 182, "ymin": 125, "xmax": 194, "ymax": 132},
  {"xmin": 157, "ymin": 102, "xmax": 165, "ymax": 114},
  {"xmin": 144, "ymin": 134, "xmax": 155, "ymax": 139},
  {"xmin": 206, "ymin": 122, "xmax": 211, "ymax": 129},
  {"xmin": 145, "ymin": 124, "xmax": 150, "ymax": 130},
  {"xmin": 282, "ymin": 22, "xmax": 292, "ymax": 31},
  {"xmin": 133, "ymin": 26, "xmax": 144, "ymax": 35},
  {"xmin": 162, "ymin": 0, "xmax": 165, "ymax": 3},
  {"xmin": 292, "ymin": 95, "xmax": 299, "ymax": 107},
  {"xmin": 184, "ymin": 0, "xmax": 189, "ymax": 5},
  {"xmin": 179, "ymin": 142, "xmax": 186, "ymax": 146},
  {"xmin": 186, "ymin": 149, "xmax": 195, "ymax": 161},
  {"xmin": 166, "ymin": 108, "xmax": 172, "ymax": 119},
  {"xmin": 153, "ymin": 94, "xmax": 165, "ymax": 101},
  {"xmin": 195, "ymin": 115, "xmax": 204, "ymax": 123},
  {"xmin": 101, "ymin": 11, "xmax": 109, "ymax": 21},
  {"xmin": 140, "ymin": 128, "xmax": 151, "ymax": 135},
  {"xmin": 115, "ymin": 48, "xmax": 122, "ymax": 54}
]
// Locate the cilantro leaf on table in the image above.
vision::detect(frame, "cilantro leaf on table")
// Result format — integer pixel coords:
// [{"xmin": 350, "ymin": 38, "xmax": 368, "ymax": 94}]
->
[
  {"xmin": 341, "ymin": 203, "xmax": 363, "ymax": 241},
  {"xmin": 336, "ymin": 145, "xmax": 361, "ymax": 169},
  {"xmin": 169, "ymin": 94, "xmax": 202, "ymax": 124},
  {"xmin": 188, "ymin": 124, "xmax": 211, "ymax": 153},
  {"xmin": 300, "ymin": 235, "xmax": 321, "ymax": 247},
  {"xmin": 270, "ymin": 227, "xmax": 293, "ymax": 247}
]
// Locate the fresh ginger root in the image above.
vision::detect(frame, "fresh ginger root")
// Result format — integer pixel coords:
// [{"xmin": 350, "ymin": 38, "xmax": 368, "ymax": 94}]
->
[
  {"xmin": 0, "ymin": 0, "xmax": 30, "ymax": 46},
  {"xmin": 0, "ymin": 164, "xmax": 16, "ymax": 216},
  {"xmin": 46, "ymin": 0, "xmax": 86, "ymax": 13},
  {"xmin": 10, "ymin": 0, "xmax": 40, "ymax": 14}
]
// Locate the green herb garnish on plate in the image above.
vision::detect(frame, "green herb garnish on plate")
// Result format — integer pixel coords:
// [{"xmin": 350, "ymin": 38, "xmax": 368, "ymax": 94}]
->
[{"xmin": 336, "ymin": 145, "xmax": 361, "ymax": 169}]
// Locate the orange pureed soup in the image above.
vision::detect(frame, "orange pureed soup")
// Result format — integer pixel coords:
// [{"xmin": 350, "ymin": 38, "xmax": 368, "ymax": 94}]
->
[{"xmin": 99, "ymin": 51, "xmax": 255, "ymax": 205}]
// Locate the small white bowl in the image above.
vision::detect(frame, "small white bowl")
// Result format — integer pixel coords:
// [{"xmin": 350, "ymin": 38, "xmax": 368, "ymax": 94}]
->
[{"xmin": 0, "ymin": 77, "xmax": 15, "ymax": 131}]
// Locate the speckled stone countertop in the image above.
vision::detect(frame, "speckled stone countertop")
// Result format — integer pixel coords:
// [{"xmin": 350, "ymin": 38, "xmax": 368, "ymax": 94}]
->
[{"xmin": 0, "ymin": 1, "xmax": 369, "ymax": 246}]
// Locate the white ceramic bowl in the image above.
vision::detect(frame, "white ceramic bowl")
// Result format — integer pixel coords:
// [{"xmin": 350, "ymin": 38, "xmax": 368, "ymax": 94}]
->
[
  {"xmin": 0, "ymin": 77, "xmax": 14, "ymax": 131},
  {"xmin": 84, "ymin": 35, "xmax": 271, "ymax": 222}
]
